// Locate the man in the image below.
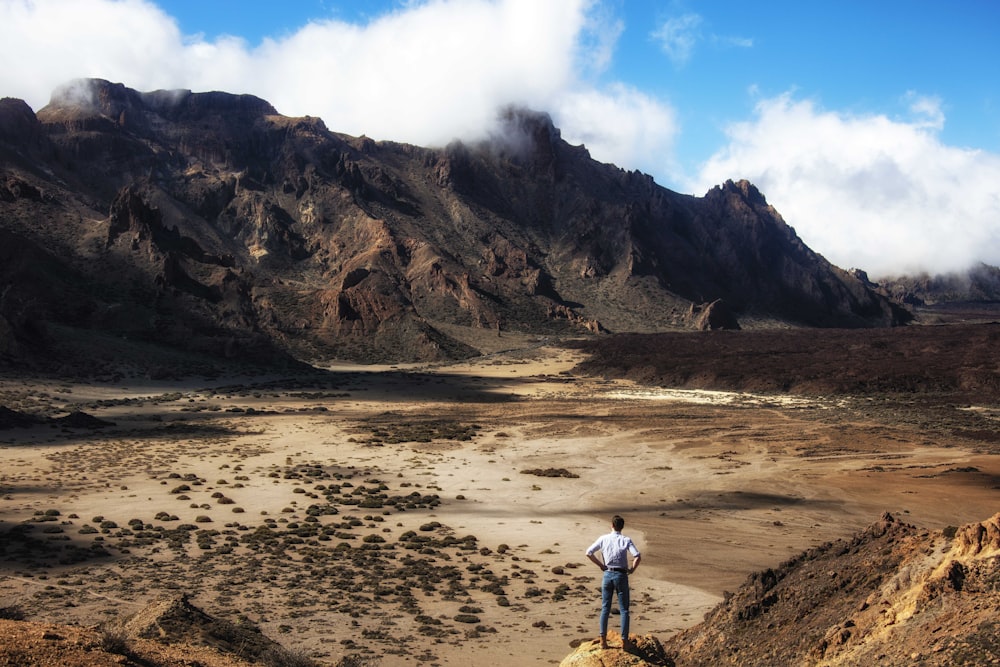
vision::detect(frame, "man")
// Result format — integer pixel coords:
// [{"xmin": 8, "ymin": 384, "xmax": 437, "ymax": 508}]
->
[{"xmin": 586, "ymin": 514, "xmax": 641, "ymax": 650}]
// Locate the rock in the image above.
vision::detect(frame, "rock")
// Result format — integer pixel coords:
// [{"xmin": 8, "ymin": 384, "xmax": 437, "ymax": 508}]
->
[
  {"xmin": 560, "ymin": 632, "xmax": 672, "ymax": 666},
  {"xmin": 0, "ymin": 406, "xmax": 41, "ymax": 429},
  {"xmin": 52, "ymin": 411, "xmax": 114, "ymax": 428},
  {"xmin": 689, "ymin": 299, "xmax": 740, "ymax": 331},
  {"xmin": 120, "ymin": 593, "xmax": 281, "ymax": 660},
  {"xmin": 951, "ymin": 512, "xmax": 1000, "ymax": 558}
]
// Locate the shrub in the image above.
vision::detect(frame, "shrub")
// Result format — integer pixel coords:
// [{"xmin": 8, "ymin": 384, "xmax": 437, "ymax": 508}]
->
[
  {"xmin": 97, "ymin": 623, "xmax": 131, "ymax": 656},
  {"xmin": 0, "ymin": 606, "xmax": 25, "ymax": 620},
  {"xmin": 260, "ymin": 646, "xmax": 318, "ymax": 667}
]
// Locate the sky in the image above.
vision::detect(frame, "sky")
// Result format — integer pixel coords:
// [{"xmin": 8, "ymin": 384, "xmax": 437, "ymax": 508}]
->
[{"xmin": 2, "ymin": 0, "xmax": 999, "ymax": 278}]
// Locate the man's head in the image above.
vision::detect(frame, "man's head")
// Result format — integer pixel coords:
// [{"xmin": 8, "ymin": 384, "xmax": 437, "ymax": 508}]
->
[{"xmin": 612, "ymin": 515, "xmax": 624, "ymax": 531}]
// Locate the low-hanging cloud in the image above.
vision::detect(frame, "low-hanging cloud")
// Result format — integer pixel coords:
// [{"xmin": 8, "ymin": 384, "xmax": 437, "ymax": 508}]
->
[
  {"xmin": 692, "ymin": 93, "xmax": 1000, "ymax": 278},
  {"xmin": 0, "ymin": 0, "xmax": 677, "ymax": 176}
]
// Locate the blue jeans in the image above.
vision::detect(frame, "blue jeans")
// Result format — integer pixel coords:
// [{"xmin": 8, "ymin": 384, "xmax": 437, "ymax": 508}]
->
[{"xmin": 600, "ymin": 570, "xmax": 630, "ymax": 640}]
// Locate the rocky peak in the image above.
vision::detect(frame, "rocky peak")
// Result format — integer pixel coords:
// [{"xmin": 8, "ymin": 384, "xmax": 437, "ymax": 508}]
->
[
  {"xmin": 40, "ymin": 78, "xmax": 276, "ymax": 124},
  {"xmin": 491, "ymin": 105, "xmax": 562, "ymax": 166},
  {"xmin": 0, "ymin": 98, "xmax": 42, "ymax": 147},
  {"xmin": 723, "ymin": 178, "xmax": 767, "ymax": 204},
  {"xmin": 46, "ymin": 78, "xmax": 139, "ymax": 116}
]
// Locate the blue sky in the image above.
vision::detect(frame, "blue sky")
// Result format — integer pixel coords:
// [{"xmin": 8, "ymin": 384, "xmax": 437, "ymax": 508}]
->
[{"xmin": 2, "ymin": 0, "xmax": 999, "ymax": 277}]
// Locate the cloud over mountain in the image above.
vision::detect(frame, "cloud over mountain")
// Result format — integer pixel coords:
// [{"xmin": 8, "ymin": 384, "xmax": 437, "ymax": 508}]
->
[
  {"xmin": 0, "ymin": 0, "xmax": 675, "ymax": 177},
  {"xmin": 2, "ymin": 0, "xmax": 998, "ymax": 278},
  {"xmin": 694, "ymin": 93, "xmax": 1000, "ymax": 278}
]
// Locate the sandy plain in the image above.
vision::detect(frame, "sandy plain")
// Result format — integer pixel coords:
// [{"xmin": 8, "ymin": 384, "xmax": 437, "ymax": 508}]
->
[{"xmin": 1, "ymin": 341, "xmax": 999, "ymax": 666}]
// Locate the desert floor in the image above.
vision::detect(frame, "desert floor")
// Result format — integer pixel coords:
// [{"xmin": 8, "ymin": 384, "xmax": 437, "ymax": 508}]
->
[{"xmin": 2, "ymin": 342, "xmax": 999, "ymax": 666}]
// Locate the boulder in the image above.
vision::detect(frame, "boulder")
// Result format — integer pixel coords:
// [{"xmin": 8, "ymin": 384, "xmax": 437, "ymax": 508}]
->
[
  {"xmin": 689, "ymin": 298, "xmax": 740, "ymax": 331},
  {"xmin": 560, "ymin": 632, "xmax": 672, "ymax": 666}
]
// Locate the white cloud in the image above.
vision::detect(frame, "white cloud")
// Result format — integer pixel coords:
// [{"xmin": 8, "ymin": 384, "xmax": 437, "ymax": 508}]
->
[
  {"xmin": 651, "ymin": 13, "xmax": 702, "ymax": 66},
  {"xmin": 904, "ymin": 91, "xmax": 945, "ymax": 131},
  {"xmin": 714, "ymin": 35, "xmax": 753, "ymax": 49},
  {"xmin": 0, "ymin": 0, "xmax": 188, "ymax": 104},
  {"xmin": 692, "ymin": 93, "xmax": 1000, "ymax": 277},
  {"xmin": 0, "ymin": 0, "xmax": 678, "ymax": 175},
  {"xmin": 555, "ymin": 83, "xmax": 679, "ymax": 177}
]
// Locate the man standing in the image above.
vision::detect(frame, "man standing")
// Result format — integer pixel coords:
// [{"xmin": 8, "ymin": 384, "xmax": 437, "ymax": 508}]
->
[{"xmin": 586, "ymin": 514, "xmax": 641, "ymax": 650}]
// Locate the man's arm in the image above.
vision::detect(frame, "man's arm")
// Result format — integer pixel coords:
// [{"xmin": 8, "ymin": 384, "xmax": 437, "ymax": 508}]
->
[
  {"xmin": 587, "ymin": 552, "xmax": 607, "ymax": 570},
  {"xmin": 629, "ymin": 553, "xmax": 641, "ymax": 574}
]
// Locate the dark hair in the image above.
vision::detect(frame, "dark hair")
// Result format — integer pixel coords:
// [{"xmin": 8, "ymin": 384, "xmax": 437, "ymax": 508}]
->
[{"xmin": 612, "ymin": 515, "xmax": 624, "ymax": 531}]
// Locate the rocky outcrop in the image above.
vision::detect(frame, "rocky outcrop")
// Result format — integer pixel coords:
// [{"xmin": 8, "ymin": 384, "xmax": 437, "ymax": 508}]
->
[
  {"xmin": 560, "ymin": 633, "xmax": 671, "ymax": 666},
  {"xmin": 119, "ymin": 594, "xmax": 280, "ymax": 659},
  {"xmin": 688, "ymin": 299, "xmax": 740, "ymax": 331},
  {"xmin": 657, "ymin": 512, "xmax": 1000, "ymax": 666}
]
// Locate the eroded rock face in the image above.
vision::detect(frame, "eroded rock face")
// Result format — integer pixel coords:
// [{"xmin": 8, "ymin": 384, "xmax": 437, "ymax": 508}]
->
[
  {"xmin": 950, "ymin": 513, "xmax": 1000, "ymax": 558},
  {"xmin": 0, "ymin": 78, "xmax": 910, "ymax": 367}
]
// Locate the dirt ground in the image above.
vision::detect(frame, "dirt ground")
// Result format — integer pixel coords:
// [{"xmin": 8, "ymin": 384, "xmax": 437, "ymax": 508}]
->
[{"xmin": 2, "ymin": 341, "xmax": 999, "ymax": 666}]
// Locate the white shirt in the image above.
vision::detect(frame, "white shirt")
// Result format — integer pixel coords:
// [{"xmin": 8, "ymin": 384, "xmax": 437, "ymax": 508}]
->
[{"xmin": 586, "ymin": 530, "xmax": 640, "ymax": 569}]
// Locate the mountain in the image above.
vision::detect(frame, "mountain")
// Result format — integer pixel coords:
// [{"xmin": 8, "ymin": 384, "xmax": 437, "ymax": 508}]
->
[{"xmin": 0, "ymin": 79, "xmax": 910, "ymax": 369}]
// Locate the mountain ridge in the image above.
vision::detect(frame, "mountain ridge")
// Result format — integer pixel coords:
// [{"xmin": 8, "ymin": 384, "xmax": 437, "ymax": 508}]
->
[{"xmin": 1, "ymin": 78, "xmax": 910, "ymax": 369}]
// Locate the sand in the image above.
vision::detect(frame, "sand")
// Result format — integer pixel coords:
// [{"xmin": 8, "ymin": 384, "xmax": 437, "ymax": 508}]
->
[{"xmin": 2, "ymin": 345, "xmax": 999, "ymax": 665}]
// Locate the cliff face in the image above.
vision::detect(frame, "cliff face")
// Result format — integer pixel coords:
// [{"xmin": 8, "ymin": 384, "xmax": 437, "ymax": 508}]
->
[{"xmin": 0, "ymin": 79, "xmax": 909, "ymax": 368}]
